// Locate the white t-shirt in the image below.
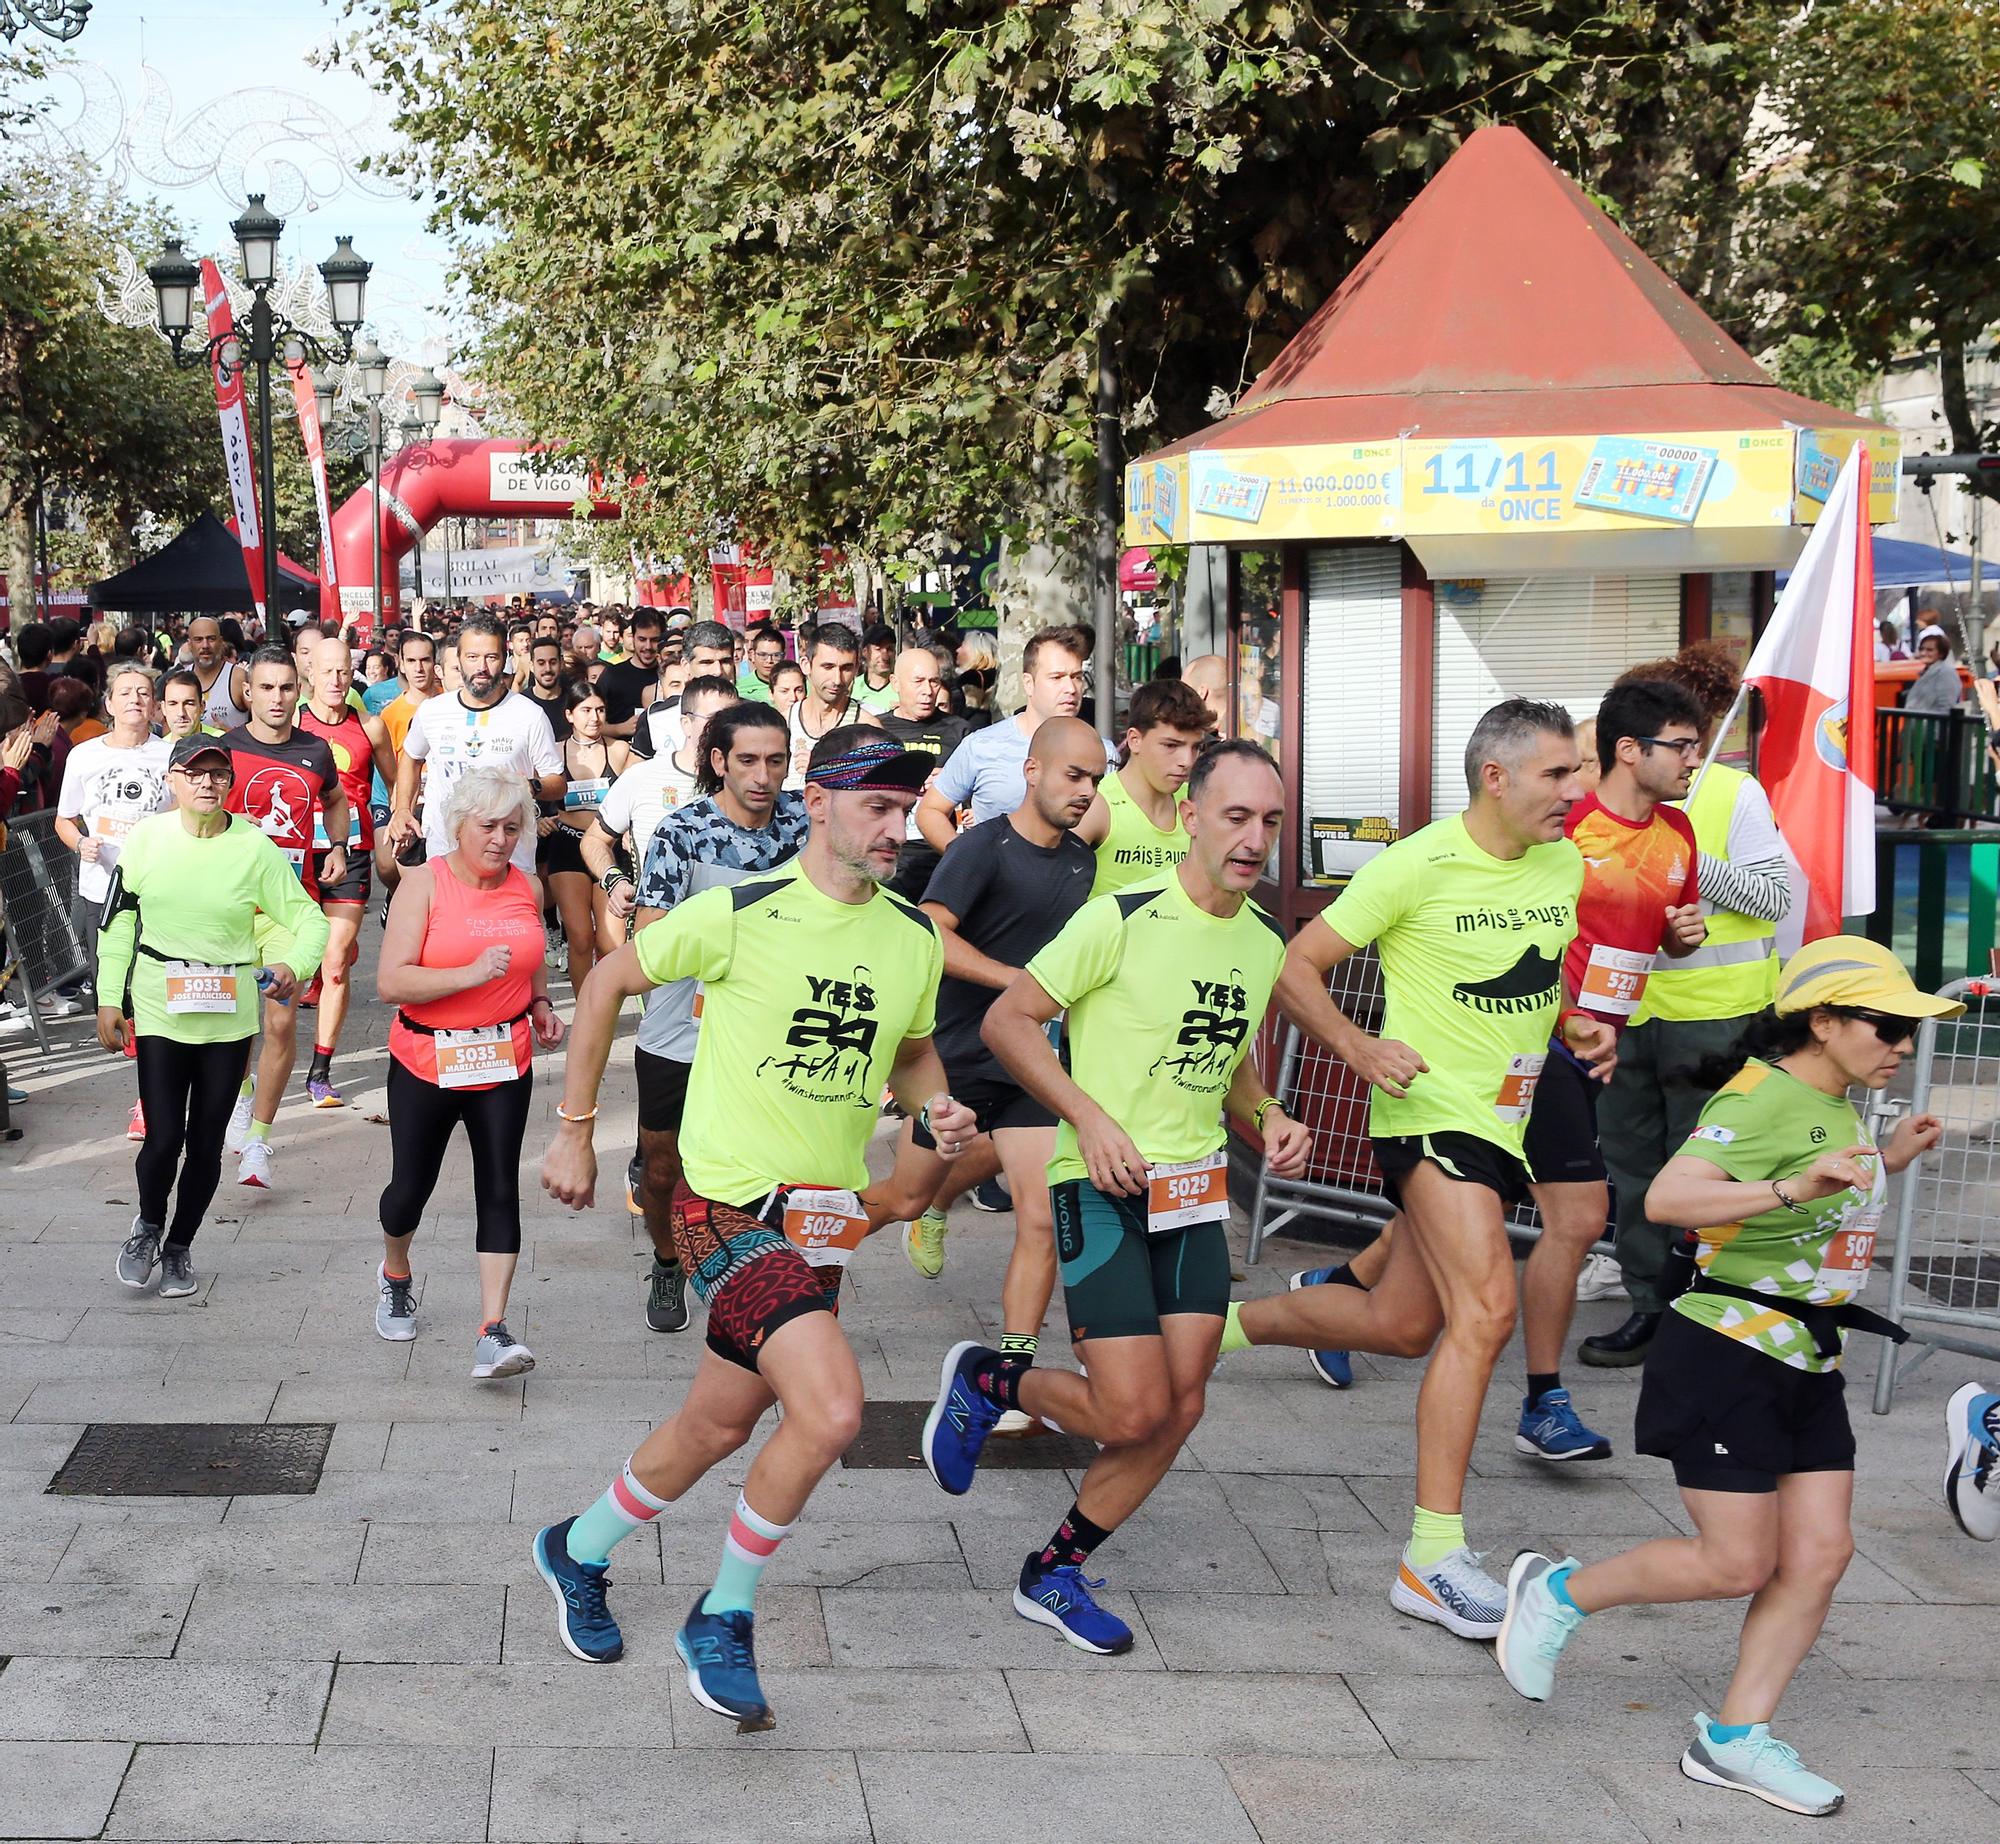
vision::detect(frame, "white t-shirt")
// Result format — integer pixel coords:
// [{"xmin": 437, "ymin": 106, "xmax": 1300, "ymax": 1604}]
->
[
  {"xmin": 57, "ymin": 735, "xmax": 174, "ymax": 903},
  {"xmin": 598, "ymin": 751, "xmax": 698, "ymax": 865},
  {"xmin": 404, "ymin": 690, "xmax": 563, "ymax": 874}
]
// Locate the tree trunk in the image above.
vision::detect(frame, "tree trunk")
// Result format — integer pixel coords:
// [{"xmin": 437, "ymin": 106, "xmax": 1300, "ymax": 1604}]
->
[
  {"xmin": 1937, "ymin": 323, "xmax": 1998, "ymax": 502},
  {"xmin": 1093, "ymin": 329, "xmax": 1122, "ymax": 727},
  {"xmin": 2, "ymin": 497, "xmax": 32, "ymax": 626}
]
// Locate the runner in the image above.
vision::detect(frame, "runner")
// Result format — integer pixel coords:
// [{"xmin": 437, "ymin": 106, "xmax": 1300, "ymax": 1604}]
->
[
  {"xmin": 185, "ymin": 616, "xmax": 249, "ymax": 731},
  {"xmin": 1497, "ymin": 937, "xmax": 1951, "ymax": 1820},
  {"xmin": 631, "ymin": 620, "xmax": 734, "ymax": 760},
  {"xmin": 541, "ymin": 681, "xmax": 629, "ymax": 983},
  {"xmin": 521, "ymin": 635, "xmax": 574, "ymax": 742},
  {"xmin": 535, "ymin": 728, "xmax": 973, "ymax": 1728},
  {"xmin": 855, "ymin": 622, "xmax": 899, "ymax": 713},
  {"xmin": 389, "ymin": 613, "xmax": 565, "ymax": 881},
  {"xmin": 1075, "ymin": 676, "xmax": 1206, "ymax": 897},
  {"xmin": 222, "ymin": 648, "xmax": 349, "ymax": 1189},
  {"xmin": 155, "ymin": 668, "xmax": 210, "ymax": 743},
  {"xmin": 784, "ymin": 622, "xmax": 878, "ymax": 787},
  {"xmin": 892, "ymin": 718, "xmax": 1105, "ymax": 1442},
  {"xmin": 916, "ymin": 624, "xmax": 1090, "ymax": 842},
  {"xmin": 1214, "ymin": 700, "xmax": 1611, "ymax": 1638},
  {"xmin": 920, "ymin": 740, "xmax": 1310, "ymax": 1654},
  {"xmin": 297, "ymin": 635, "xmax": 397, "ymax": 1108},
  {"xmin": 54, "ymin": 662, "xmax": 173, "ymax": 1139},
  {"xmin": 768, "ymin": 661, "xmax": 805, "ymax": 723},
  {"xmin": 369, "ymin": 630, "xmax": 444, "ymax": 910},
  {"xmin": 873, "ymin": 646, "xmax": 967, "ymax": 900},
  {"xmin": 376, "ymin": 765, "xmax": 564, "ymax": 1377},
  {"xmin": 100, "ymin": 732, "xmax": 329, "ymax": 1297},
  {"xmin": 737, "ymin": 626, "xmax": 786, "ymax": 704},
  {"xmin": 595, "ymin": 607, "xmax": 666, "ymax": 741},
  {"xmin": 621, "ymin": 701, "xmax": 807, "ymax": 1332}
]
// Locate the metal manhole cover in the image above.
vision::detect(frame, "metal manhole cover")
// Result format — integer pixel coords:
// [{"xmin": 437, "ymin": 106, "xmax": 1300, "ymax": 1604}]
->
[
  {"xmin": 48, "ymin": 1423, "xmax": 334, "ymax": 1496},
  {"xmin": 1906, "ymin": 1255, "xmax": 2000, "ymax": 1313},
  {"xmin": 840, "ymin": 1399, "xmax": 1099, "ymax": 1471}
]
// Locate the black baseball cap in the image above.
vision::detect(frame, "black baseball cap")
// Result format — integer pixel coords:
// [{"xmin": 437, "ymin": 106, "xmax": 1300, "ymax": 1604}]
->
[{"xmin": 169, "ymin": 733, "xmax": 234, "ymax": 774}]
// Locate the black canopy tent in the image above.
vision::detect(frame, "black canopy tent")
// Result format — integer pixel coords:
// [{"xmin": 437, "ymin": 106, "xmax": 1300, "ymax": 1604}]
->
[{"xmin": 87, "ymin": 512, "xmax": 319, "ymax": 615}]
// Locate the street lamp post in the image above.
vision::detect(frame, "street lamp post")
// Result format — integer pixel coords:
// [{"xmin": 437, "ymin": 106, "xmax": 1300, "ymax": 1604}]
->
[
  {"xmin": 410, "ymin": 367, "xmax": 446, "ymax": 615},
  {"xmin": 354, "ymin": 338, "xmax": 391, "ymax": 632},
  {"xmin": 145, "ymin": 200, "xmax": 369, "ymax": 624},
  {"xmin": 0, "ymin": 0, "xmax": 91, "ymax": 45}
]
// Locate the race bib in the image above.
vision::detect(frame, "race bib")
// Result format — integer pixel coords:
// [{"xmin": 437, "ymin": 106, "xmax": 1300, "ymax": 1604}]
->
[
  {"xmin": 312, "ymin": 807, "xmax": 363, "ymax": 847},
  {"xmin": 1145, "ymin": 1151, "xmax": 1229, "ymax": 1234},
  {"xmin": 280, "ymin": 846, "xmax": 307, "ymax": 878},
  {"xmin": 1816, "ymin": 1191, "xmax": 1883, "ymax": 1295},
  {"xmin": 782, "ymin": 1187, "xmax": 870, "ymax": 1268},
  {"xmin": 1577, "ymin": 944, "xmax": 1652, "ymax": 1017},
  {"xmin": 1493, "ymin": 1051, "xmax": 1546, "ymax": 1124},
  {"xmin": 434, "ymin": 1022, "xmax": 520, "ymax": 1089},
  {"xmin": 92, "ymin": 811, "xmax": 139, "ymax": 844},
  {"xmin": 163, "ymin": 960, "xmax": 239, "ymax": 1014},
  {"xmin": 564, "ymin": 778, "xmax": 610, "ymax": 810}
]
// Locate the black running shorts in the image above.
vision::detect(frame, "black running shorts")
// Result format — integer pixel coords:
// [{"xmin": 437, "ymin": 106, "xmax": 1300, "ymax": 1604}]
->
[
  {"xmin": 1371, "ymin": 1130, "xmax": 1533, "ymax": 1210},
  {"xmin": 1521, "ymin": 1041, "xmax": 1608, "ymax": 1186}
]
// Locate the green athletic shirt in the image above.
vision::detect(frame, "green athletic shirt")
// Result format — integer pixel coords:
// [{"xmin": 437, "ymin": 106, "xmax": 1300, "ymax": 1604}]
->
[
  {"xmin": 1322, "ymin": 815, "xmax": 1582, "ymax": 1156},
  {"xmin": 632, "ymin": 857, "xmax": 943, "ymax": 1206},
  {"xmin": 1028, "ymin": 870, "xmax": 1284, "ymax": 1186},
  {"xmin": 1089, "ymin": 767, "xmax": 1191, "ymax": 898},
  {"xmin": 1670, "ymin": 1058, "xmax": 1884, "ymax": 1373},
  {"xmin": 97, "ymin": 812, "xmax": 332, "ymax": 1043}
]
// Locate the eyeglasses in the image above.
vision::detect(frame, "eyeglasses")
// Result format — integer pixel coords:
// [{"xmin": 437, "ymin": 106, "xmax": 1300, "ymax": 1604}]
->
[
  {"xmin": 1834, "ymin": 1007, "xmax": 1919, "ymax": 1045},
  {"xmin": 175, "ymin": 765, "xmax": 232, "ymax": 786},
  {"xmin": 1636, "ymin": 736, "xmax": 1703, "ymax": 760}
]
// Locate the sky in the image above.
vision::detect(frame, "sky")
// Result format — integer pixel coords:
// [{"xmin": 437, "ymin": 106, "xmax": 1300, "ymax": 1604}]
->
[{"xmin": 16, "ymin": 1, "xmax": 459, "ymax": 365}]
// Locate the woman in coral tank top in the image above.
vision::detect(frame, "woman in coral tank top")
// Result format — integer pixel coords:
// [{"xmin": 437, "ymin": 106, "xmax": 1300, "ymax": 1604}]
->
[{"xmin": 376, "ymin": 765, "xmax": 564, "ymax": 1379}]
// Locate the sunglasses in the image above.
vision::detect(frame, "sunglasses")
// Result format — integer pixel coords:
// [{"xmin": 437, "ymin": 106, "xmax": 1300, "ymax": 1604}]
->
[{"xmin": 1835, "ymin": 1007, "xmax": 1920, "ymax": 1045}]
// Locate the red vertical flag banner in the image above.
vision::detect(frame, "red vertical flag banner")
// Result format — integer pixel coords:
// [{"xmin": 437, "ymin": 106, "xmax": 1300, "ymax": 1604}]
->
[
  {"xmin": 287, "ymin": 357, "xmax": 338, "ymax": 596},
  {"xmin": 200, "ymin": 260, "xmax": 268, "ymax": 623},
  {"xmin": 1741, "ymin": 442, "xmax": 1878, "ymax": 940}
]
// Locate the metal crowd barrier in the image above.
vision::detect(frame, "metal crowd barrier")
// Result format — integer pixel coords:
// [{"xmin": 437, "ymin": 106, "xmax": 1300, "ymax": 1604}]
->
[
  {"xmin": 0, "ymin": 808, "xmax": 88, "ymax": 1055},
  {"xmin": 1873, "ymin": 977, "xmax": 2000, "ymax": 1413},
  {"xmin": 1244, "ymin": 950, "xmax": 1542, "ymax": 1263}
]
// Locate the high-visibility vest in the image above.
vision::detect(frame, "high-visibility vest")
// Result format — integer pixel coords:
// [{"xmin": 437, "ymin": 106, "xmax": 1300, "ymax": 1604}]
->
[{"xmin": 1640, "ymin": 763, "xmax": 1780, "ymax": 1023}]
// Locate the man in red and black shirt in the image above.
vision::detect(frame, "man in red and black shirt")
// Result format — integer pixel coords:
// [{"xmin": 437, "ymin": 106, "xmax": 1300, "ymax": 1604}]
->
[
  {"xmin": 222, "ymin": 646, "xmax": 347, "ymax": 1190},
  {"xmin": 1514, "ymin": 678, "xmax": 1706, "ymax": 1462}
]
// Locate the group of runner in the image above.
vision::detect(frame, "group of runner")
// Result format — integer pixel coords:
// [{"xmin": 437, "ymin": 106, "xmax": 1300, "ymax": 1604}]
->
[{"xmin": 65, "ymin": 606, "xmax": 1999, "ymax": 1819}]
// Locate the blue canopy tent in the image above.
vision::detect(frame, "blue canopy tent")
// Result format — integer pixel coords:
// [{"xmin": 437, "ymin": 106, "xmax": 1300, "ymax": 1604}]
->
[{"xmin": 1779, "ymin": 534, "xmax": 1976, "ymax": 588}]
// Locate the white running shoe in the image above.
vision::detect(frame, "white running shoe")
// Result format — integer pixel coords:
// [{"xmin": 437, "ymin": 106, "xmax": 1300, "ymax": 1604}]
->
[
  {"xmin": 992, "ymin": 1409, "xmax": 1039, "ymax": 1438},
  {"xmin": 223, "ymin": 1091, "xmax": 255, "ymax": 1154},
  {"xmin": 1574, "ymin": 1251, "xmax": 1627, "ymax": 1302},
  {"xmin": 1390, "ymin": 1543, "xmax": 1506, "ymax": 1639},
  {"xmin": 236, "ymin": 1139, "xmax": 272, "ymax": 1189},
  {"xmin": 472, "ymin": 1321, "xmax": 535, "ymax": 1379}
]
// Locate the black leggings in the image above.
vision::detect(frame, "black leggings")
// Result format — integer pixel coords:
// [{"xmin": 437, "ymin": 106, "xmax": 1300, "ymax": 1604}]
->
[
  {"xmin": 379, "ymin": 1057, "xmax": 534, "ymax": 1254},
  {"xmin": 135, "ymin": 1034, "xmax": 250, "ymax": 1248}
]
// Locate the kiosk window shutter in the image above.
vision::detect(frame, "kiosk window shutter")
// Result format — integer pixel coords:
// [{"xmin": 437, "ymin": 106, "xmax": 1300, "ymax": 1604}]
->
[
  {"xmin": 1430, "ymin": 574, "xmax": 1682, "ymax": 812},
  {"xmin": 1302, "ymin": 546, "xmax": 1403, "ymax": 879}
]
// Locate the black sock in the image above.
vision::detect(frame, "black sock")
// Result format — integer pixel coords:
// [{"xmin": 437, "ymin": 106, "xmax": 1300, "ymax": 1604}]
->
[
  {"xmin": 972, "ymin": 1348, "xmax": 1030, "ymax": 1411},
  {"xmin": 1025, "ymin": 1501, "xmax": 1114, "ymax": 1585},
  {"xmin": 307, "ymin": 1048, "xmax": 331, "ymax": 1084},
  {"xmin": 1329, "ymin": 1261, "xmax": 1369, "ymax": 1292},
  {"xmin": 1527, "ymin": 1371, "xmax": 1562, "ymax": 1405}
]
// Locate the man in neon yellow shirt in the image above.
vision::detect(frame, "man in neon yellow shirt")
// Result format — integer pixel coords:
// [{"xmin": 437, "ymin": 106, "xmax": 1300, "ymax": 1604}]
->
[
  {"xmin": 534, "ymin": 727, "xmax": 975, "ymax": 1727},
  {"xmin": 1075, "ymin": 675, "xmax": 1207, "ymax": 897},
  {"xmin": 921, "ymin": 740, "xmax": 1311, "ymax": 1655}
]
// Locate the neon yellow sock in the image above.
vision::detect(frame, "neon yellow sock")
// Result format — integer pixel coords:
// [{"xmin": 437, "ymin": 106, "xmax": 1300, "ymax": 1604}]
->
[
  {"xmin": 1408, "ymin": 1505, "xmax": 1466, "ymax": 1566},
  {"xmin": 239, "ymin": 1078, "xmax": 255, "ymax": 1100},
  {"xmin": 248, "ymin": 1117, "xmax": 272, "ymax": 1144},
  {"xmin": 1219, "ymin": 1301, "xmax": 1252, "ymax": 1354}
]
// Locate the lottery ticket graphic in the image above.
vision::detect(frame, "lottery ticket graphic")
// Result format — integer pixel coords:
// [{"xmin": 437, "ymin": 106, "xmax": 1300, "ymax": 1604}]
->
[
  {"xmin": 1572, "ymin": 437, "xmax": 1717, "ymax": 524},
  {"xmin": 1192, "ymin": 464, "xmax": 1271, "ymax": 524}
]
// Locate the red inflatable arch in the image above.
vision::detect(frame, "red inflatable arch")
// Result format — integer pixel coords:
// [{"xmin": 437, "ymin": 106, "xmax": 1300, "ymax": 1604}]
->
[{"xmin": 326, "ymin": 438, "xmax": 620, "ymax": 628}]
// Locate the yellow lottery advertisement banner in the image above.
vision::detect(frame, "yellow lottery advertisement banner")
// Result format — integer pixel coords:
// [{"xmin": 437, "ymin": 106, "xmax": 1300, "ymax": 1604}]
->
[{"xmin": 1126, "ymin": 426, "xmax": 1900, "ymax": 545}]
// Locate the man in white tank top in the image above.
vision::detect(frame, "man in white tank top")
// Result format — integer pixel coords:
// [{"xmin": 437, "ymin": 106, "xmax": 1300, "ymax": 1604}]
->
[
  {"xmin": 783, "ymin": 622, "xmax": 878, "ymax": 788},
  {"xmin": 188, "ymin": 617, "xmax": 249, "ymax": 729}
]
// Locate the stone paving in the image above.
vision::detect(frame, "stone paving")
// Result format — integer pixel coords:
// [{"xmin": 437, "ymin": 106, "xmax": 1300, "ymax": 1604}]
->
[{"xmin": 3, "ymin": 953, "xmax": 1998, "ymax": 1843}]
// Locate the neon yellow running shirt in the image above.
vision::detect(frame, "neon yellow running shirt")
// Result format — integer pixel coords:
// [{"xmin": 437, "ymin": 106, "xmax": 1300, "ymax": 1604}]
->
[
  {"xmin": 1089, "ymin": 767, "xmax": 1192, "ymax": 898},
  {"xmin": 1029, "ymin": 870, "xmax": 1284, "ymax": 1186},
  {"xmin": 632, "ymin": 858, "xmax": 943, "ymax": 1205},
  {"xmin": 1321, "ymin": 815, "xmax": 1582, "ymax": 1156}
]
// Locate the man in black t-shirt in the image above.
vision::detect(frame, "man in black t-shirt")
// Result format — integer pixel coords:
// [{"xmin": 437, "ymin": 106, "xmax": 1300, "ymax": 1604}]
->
[
  {"xmin": 884, "ymin": 716, "xmax": 1106, "ymax": 1427},
  {"xmin": 595, "ymin": 607, "xmax": 666, "ymax": 737},
  {"xmin": 522, "ymin": 637, "xmax": 573, "ymax": 742},
  {"xmin": 877, "ymin": 645, "xmax": 969, "ymax": 899}
]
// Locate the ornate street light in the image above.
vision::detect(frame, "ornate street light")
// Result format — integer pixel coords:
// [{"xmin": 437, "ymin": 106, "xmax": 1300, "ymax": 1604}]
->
[{"xmin": 0, "ymin": 0, "xmax": 91, "ymax": 46}]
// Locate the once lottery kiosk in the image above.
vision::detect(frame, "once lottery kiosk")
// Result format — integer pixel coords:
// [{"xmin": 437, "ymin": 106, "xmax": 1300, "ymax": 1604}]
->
[{"xmin": 1126, "ymin": 125, "xmax": 1899, "ymax": 1232}]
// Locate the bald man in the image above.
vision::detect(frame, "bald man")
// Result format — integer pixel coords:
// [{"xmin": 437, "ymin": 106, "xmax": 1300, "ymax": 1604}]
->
[
  {"xmin": 877, "ymin": 719, "xmax": 1109, "ymax": 1427},
  {"xmin": 878, "ymin": 646, "xmax": 969, "ymax": 898},
  {"xmin": 1180, "ymin": 654, "xmax": 1229, "ymax": 732}
]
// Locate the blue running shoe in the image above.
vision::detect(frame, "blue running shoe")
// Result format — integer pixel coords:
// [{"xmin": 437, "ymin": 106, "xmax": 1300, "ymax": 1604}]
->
[
  {"xmin": 922, "ymin": 1339, "xmax": 1002, "ymax": 1495},
  {"xmin": 532, "ymin": 1518, "xmax": 623, "ymax": 1663},
  {"xmin": 1945, "ymin": 1381, "xmax": 2000, "ymax": 1541},
  {"xmin": 1289, "ymin": 1266, "xmax": 1354, "ymax": 1390},
  {"xmin": 1013, "ymin": 1562, "xmax": 1135, "ymax": 1655},
  {"xmin": 675, "ymin": 1595, "xmax": 773, "ymax": 1727},
  {"xmin": 1514, "ymin": 1388, "xmax": 1612, "ymax": 1462}
]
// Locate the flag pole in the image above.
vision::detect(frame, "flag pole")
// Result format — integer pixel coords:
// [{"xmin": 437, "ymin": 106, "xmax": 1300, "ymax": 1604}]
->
[{"xmin": 1684, "ymin": 683, "xmax": 1749, "ymax": 808}]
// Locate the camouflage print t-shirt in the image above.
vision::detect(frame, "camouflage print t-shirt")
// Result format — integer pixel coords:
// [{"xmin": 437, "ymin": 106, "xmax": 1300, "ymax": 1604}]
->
[{"xmin": 1670, "ymin": 1058, "xmax": 1884, "ymax": 1373}]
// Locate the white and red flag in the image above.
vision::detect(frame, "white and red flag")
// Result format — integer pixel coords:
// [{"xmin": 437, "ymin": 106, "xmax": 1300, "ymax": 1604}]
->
[
  {"xmin": 287, "ymin": 355, "xmax": 337, "ymax": 596},
  {"xmin": 200, "ymin": 259, "xmax": 268, "ymax": 622},
  {"xmin": 1742, "ymin": 442, "xmax": 1877, "ymax": 940}
]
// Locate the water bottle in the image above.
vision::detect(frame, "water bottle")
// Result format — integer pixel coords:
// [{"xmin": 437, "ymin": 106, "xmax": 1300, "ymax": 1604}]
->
[{"xmin": 254, "ymin": 966, "xmax": 293, "ymax": 1008}]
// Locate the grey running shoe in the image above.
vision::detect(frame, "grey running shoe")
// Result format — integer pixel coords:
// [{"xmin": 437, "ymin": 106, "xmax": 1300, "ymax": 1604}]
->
[
  {"xmin": 116, "ymin": 1217, "xmax": 163, "ymax": 1289},
  {"xmin": 646, "ymin": 1257, "xmax": 689, "ymax": 1334},
  {"xmin": 157, "ymin": 1245, "xmax": 197, "ymax": 1298},
  {"xmin": 376, "ymin": 1262, "xmax": 418, "ymax": 1341},
  {"xmin": 472, "ymin": 1321, "xmax": 535, "ymax": 1379}
]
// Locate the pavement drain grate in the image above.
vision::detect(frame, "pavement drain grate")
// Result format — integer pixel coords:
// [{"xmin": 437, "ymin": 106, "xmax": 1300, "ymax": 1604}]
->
[
  {"xmin": 47, "ymin": 1422, "xmax": 335, "ymax": 1496},
  {"xmin": 840, "ymin": 1398, "xmax": 1099, "ymax": 1470},
  {"xmin": 1907, "ymin": 1254, "xmax": 2000, "ymax": 1312}
]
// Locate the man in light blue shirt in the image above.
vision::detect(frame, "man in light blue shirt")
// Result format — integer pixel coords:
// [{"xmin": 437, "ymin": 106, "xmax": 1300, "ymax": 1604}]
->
[{"xmin": 917, "ymin": 624, "xmax": 1092, "ymax": 844}]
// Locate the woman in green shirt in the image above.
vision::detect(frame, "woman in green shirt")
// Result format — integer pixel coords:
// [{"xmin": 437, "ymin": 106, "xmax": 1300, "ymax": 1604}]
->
[
  {"xmin": 98, "ymin": 733, "xmax": 329, "ymax": 1298},
  {"xmin": 1495, "ymin": 934, "xmax": 1955, "ymax": 1819}
]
